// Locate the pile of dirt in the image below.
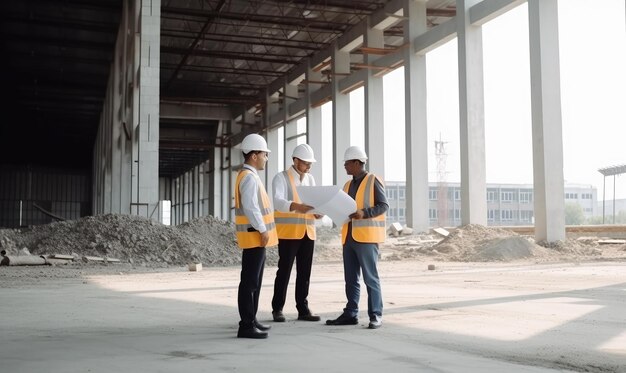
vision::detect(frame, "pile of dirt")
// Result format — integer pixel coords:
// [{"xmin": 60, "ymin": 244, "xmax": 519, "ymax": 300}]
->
[
  {"xmin": 0, "ymin": 214, "xmax": 278, "ymax": 267},
  {"xmin": 1, "ymin": 217, "xmax": 622, "ymax": 268}
]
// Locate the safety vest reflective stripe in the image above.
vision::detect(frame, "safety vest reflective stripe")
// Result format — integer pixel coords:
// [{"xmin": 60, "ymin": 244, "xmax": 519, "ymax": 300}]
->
[
  {"xmin": 235, "ymin": 222, "xmax": 277, "ymax": 232},
  {"xmin": 352, "ymin": 219, "xmax": 386, "ymax": 228},
  {"xmin": 234, "ymin": 169, "xmax": 278, "ymax": 249},
  {"xmin": 274, "ymin": 217, "xmax": 315, "ymax": 224},
  {"xmin": 274, "ymin": 170, "xmax": 316, "ymax": 239},
  {"xmin": 341, "ymin": 173, "xmax": 386, "ymax": 244}
]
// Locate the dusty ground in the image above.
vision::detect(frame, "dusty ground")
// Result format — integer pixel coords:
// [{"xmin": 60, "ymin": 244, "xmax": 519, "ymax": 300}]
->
[
  {"xmin": 0, "ymin": 259, "xmax": 624, "ymax": 372},
  {"xmin": 1, "ymin": 216, "xmax": 626, "ymax": 372}
]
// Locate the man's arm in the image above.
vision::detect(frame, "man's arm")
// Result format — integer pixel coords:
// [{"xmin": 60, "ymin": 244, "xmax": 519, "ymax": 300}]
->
[
  {"xmin": 272, "ymin": 172, "xmax": 292, "ymax": 212},
  {"xmin": 240, "ymin": 173, "xmax": 267, "ymax": 232},
  {"xmin": 363, "ymin": 177, "xmax": 389, "ymax": 218}
]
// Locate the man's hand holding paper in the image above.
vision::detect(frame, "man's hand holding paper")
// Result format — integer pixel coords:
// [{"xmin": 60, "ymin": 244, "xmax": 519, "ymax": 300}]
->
[{"xmin": 296, "ymin": 185, "xmax": 357, "ymax": 225}]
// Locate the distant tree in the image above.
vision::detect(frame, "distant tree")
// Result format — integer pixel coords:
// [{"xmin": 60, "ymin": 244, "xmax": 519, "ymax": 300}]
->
[
  {"xmin": 592, "ymin": 210, "xmax": 626, "ymax": 224},
  {"xmin": 585, "ymin": 215, "xmax": 603, "ymax": 225},
  {"xmin": 564, "ymin": 203, "xmax": 585, "ymax": 225}
]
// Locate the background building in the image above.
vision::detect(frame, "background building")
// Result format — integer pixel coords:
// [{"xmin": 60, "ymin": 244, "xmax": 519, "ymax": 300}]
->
[{"xmin": 386, "ymin": 181, "xmax": 597, "ymax": 227}]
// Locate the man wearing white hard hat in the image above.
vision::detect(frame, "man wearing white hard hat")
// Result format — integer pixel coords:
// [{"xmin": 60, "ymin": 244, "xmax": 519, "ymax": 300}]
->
[
  {"xmin": 326, "ymin": 145, "xmax": 388, "ymax": 329},
  {"xmin": 270, "ymin": 143, "xmax": 322, "ymax": 323},
  {"xmin": 234, "ymin": 133, "xmax": 278, "ymax": 339}
]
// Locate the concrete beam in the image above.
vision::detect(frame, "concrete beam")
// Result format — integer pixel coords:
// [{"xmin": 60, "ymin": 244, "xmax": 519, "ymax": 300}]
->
[
  {"xmin": 160, "ymin": 102, "xmax": 231, "ymax": 120},
  {"xmin": 337, "ymin": 22, "xmax": 366, "ymax": 52},
  {"xmin": 470, "ymin": 0, "xmax": 527, "ymax": 26},
  {"xmin": 414, "ymin": 18, "xmax": 457, "ymax": 55},
  {"xmin": 371, "ymin": 0, "xmax": 405, "ymax": 30},
  {"xmin": 338, "ymin": 69, "xmax": 367, "ymax": 94}
]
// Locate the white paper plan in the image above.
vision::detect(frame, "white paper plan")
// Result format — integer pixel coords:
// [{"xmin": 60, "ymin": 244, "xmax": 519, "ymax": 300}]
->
[{"xmin": 296, "ymin": 185, "xmax": 356, "ymax": 225}]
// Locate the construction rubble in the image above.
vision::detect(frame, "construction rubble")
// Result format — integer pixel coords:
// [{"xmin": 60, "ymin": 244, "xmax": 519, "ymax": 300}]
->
[{"xmin": 1, "ymin": 215, "xmax": 625, "ymax": 270}]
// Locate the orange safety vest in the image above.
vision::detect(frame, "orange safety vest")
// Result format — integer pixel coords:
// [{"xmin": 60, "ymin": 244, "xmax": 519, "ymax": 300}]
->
[
  {"xmin": 234, "ymin": 169, "xmax": 278, "ymax": 249},
  {"xmin": 274, "ymin": 170, "xmax": 316, "ymax": 240},
  {"xmin": 341, "ymin": 173, "xmax": 386, "ymax": 245}
]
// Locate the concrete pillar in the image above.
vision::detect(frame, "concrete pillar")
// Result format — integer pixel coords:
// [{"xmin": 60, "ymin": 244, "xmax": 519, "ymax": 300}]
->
[
  {"xmin": 211, "ymin": 136, "xmax": 222, "ymax": 218},
  {"xmin": 332, "ymin": 44, "xmax": 351, "ymax": 184},
  {"xmin": 103, "ymin": 82, "xmax": 112, "ymax": 215},
  {"xmin": 528, "ymin": 0, "xmax": 565, "ymax": 242},
  {"xmin": 267, "ymin": 126, "xmax": 281, "ymax": 196},
  {"xmin": 128, "ymin": 0, "xmax": 160, "ymax": 220},
  {"xmin": 110, "ymin": 34, "xmax": 122, "ymax": 214},
  {"xmin": 403, "ymin": 0, "xmax": 430, "ymax": 232},
  {"xmin": 364, "ymin": 22, "xmax": 386, "ymax": 177},
  {"xmin": 307, "ymin": 60, "xmax": 324, "ymax": 185},
  {"xmin": 119, "ymin": 3, "xmax": 132, "ymax": 215},
  {"xmin": 457, "ymin": 0, "xmax": 487, "ymax": 226}
]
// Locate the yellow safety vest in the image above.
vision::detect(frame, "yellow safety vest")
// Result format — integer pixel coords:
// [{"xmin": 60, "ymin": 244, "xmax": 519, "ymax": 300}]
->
[
  {"xmin": 274, "ymin": 170, "xmax": 316, "ymax": 240},
  {"xmin": 234, "ymin": 169, "xmax": 278, "ymax": 249},
  {"xmin": 341, "ymin": 173, "xmax": 386, "ymax": 245}
]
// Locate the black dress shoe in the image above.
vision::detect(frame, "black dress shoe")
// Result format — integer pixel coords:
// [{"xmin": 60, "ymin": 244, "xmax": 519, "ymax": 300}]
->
[
  {"xmin": 272, "ymin": 310, "xmax": 286, "ymax": 322},
  {"xmin": 254, "ymin": 320, "xmax": 271, "ymax": 331},
  {"xmin": 237, "ymin": 326, "xmax": 268, "ymax": 339},
  {"xmin": 298, "ymin": 313, "xmax": 321, "ymax": 322},
  {"xmin": 325, "ymin": 313, "xmax": 358, "ymax": 325}
]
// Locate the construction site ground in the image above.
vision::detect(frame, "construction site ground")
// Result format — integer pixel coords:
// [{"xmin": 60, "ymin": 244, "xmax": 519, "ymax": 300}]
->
[{"xmin": 1, "ymin": 216, "xmax": 625, "ymax": 372}]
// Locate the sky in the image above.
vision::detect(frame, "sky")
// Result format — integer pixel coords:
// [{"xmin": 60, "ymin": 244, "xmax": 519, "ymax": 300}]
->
[{"xmin": 320, "ymin": 0, "xmax": 626, "ymax": 201}]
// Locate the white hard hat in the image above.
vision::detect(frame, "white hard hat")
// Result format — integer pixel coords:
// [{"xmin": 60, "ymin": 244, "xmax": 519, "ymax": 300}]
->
[
  {"xmin": 241, "ymin": 133, "xmax": 271, "ymax": 153},
  {"xmin": 343, "ymin": 145, "xmax": 367, "ymax": 163},
  {"xmin": 292, "ymin": 144, "xmax": 316, "ymax": 163}
]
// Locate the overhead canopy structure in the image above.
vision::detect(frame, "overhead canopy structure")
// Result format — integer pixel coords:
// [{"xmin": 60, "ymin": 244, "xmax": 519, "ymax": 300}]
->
[
  {"xmin": 598, "ymin": 164, "xmax": 626, "ymax": 177},
  {"xmin": 0, "ymin": 0, "xmax": 457, "ymax": 177}
]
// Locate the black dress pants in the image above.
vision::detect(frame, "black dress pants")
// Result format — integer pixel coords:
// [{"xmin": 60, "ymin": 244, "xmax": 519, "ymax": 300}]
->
[
  {"xmin": 271, "ymin": 235, "xmax": 314, "ymax": 315},
  {"xmin": 238, "ymin": 247, "xmax": 266, "ymax": 328}
]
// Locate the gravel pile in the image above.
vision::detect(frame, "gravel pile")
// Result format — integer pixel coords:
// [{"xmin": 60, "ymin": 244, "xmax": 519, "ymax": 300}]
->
[{"xmin": 0, "ymin": 214, "xmax": 278, "ymax": 267}]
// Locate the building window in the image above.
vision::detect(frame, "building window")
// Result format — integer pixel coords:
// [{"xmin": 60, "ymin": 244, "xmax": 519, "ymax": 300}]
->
[
  {"xmin": 429, "ymin": 189, "xmax": 438, "ymax": 201},
  {"xmin": 399, "ymin": 208, "xmax": 405, "ymax": 218},
  {"xmin": 429, "ymin": 209, "xmax": 438, "ymax": 219},
  {"xmin": 387, "ymin": 189, "xmax": 397, "ymax": 200},
  {"xmin": 501, "ymin": 209, "xmax": 514, "ymax": 221},
  {"xmin": 501, "ymin": 191, "xmax": 515, "ymax": 203},
  {"xmin": 487, "ymin": 209, "xmax": 496, "ymax": 221},
  {"xmin": 581, "ymin": 193, "xmax": 593, "ymax": 200},
  {"xmin": 520, "ymin": 192, "xmax": 532, "ymax": 204},
  {"xmin": 487, "ymin": 190, "xmax": 497, "ymax": 202},
  {"xmin": 398, "ymin": 188, "xmax": 405, "ymax": 200},
  {"xmin": 565, "ymin": 193, "xmax": 578, "ymax": 199},
  {"xmin": 389, "ymin": 208, "xmax": 396, "ymax": 218},
  {"xmin": 520, "ymin": 210, "xmax": 533, "ymax": 222},
  {"xmin": 454, "ymin": 189, "xmax": 461, "ymax": 200},
  {"xmin": 454, "ymin": 209, "xmax": 461, "ymax": 220}
]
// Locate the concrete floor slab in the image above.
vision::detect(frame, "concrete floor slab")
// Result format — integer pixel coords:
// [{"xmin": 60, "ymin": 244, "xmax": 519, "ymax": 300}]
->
[{"xmin": 1, "ymin": 261, "xmax": 625, "ymax": 372}]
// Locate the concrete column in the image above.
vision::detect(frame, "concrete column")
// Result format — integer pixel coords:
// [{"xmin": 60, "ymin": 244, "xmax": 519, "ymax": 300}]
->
[
  {"xmin": 119, "ymin": 3, "xmax": 132, "ymax": 215},
  {"xmin": 211, "ymin": 143, "xmax": 221, "ymax": 218},
  {"xmin": 332, "ymin": 44, "xmax": 351, "ymax": 184},
  {"xmin": 528, "ymin": 0, "xmax": 565, "ymax": 242},
  {"xmin": 202, "ymin": 160, "xmax": 210, "ymax": 216},
  {"xmin": 403, "ymin": 0, "xmax": 429, "ymax": 232},
  {"xmin": 110, "ymin": 32, "xmax": 122, "ymax": 214},
  {"xmin": 457, "ymin": 0, "xmax": 487, "ymax": 226},
  {"xmin": 126, "ymin": 0, "xmax": 160, "ymax": 220},
  {"xmin": 103, "ymin": 82, "xmax": 113, "ymax": 215},
  {"xmin": 364, "ymin": 23, "xmax": 386, "ymax": 177},
  {"xmin": 267, "ymin": 126, "xmax": 281, "ymax": 196},
  {"xmin": 307, "ymin": 60, "xmax": 324, "ymax": 185}
]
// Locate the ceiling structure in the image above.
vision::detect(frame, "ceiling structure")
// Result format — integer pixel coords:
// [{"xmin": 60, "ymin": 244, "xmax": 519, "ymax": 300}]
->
[{"xmin": 0, "ymin": 0, "xmax": 456, "ymax": 177}]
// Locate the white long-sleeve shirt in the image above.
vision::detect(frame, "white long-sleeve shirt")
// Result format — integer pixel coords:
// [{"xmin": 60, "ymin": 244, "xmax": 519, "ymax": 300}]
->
[
  {"xmin": 239, "ymin": 164, "xmax": 268, "ymax": 233},
  {"xmin": 272, "ymin": 166, "xmax": 316, "ymax": 212}
]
